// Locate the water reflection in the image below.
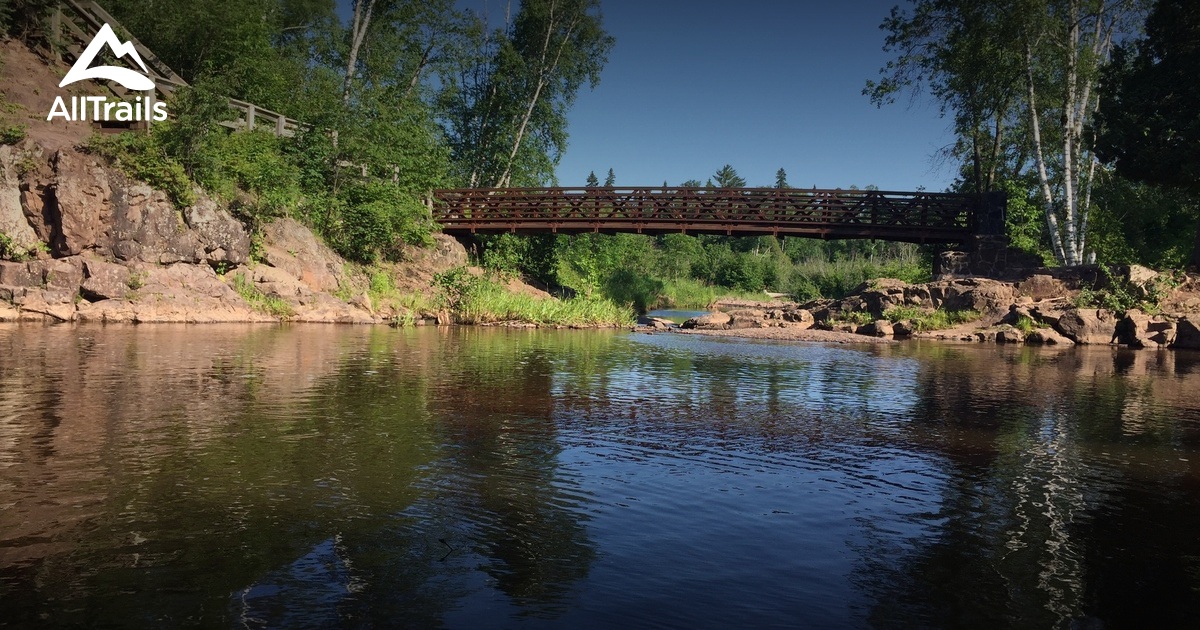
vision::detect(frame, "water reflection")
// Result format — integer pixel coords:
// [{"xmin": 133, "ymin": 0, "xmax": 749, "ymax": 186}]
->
[{"xmin": 2, "ymin": 325, "xmax": 1200, "ymax": 627}]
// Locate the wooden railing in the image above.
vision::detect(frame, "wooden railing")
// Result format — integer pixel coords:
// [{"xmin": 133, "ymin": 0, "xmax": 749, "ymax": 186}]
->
[
  {"xmin": 432, "ymin": 187, "xmax": 997, "ymax": 243},
  {"xmin": 49, "ymin": 0, "xmax": 306, "ymax": 138}
]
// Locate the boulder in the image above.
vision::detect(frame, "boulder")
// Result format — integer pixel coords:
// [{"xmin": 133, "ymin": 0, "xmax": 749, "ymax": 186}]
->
[
  {"xmin": 79, "ymin": 258, "xmax": 131, "ymax": 301},
  {"xmin": 0, "ymin": 261, "xmax": 40, "ymax": 286},
  {"xmin": 638, "ymin": 316, "xmax": 675, "ymax": 330},
  {"xmin": 1053, "ymin": 308, "xmax": 1119, "ymax": 345},
  {"xmin": 184, "ymin": 197, "xmax": 251, "ymax": 265},
  {"xmin": 996, "ymin": 327, "xmax": 1025, "ymax": 344},
  {"xmin": 1025, "ymin": 327, "xmax": 1073, "ymax": 345},
  {"xmin": 1172, "ymin": 317, "xmax": 1200, "ymax": 351},
  {"xmin": 0, "ymin": 145, "xmax": 40, "ymax": 251},
  {"xmin": 782, "ymin": 308, "xmax": 815, "ymax": 329},
  {"xmin": 857, "ymin": 320, "xmax": 894, "ymax": 337},
  {"xmin": 261, "ymin": 218, "xmax": 344, "ymax": 293},
  {"xmin": 726, "ymin": 308, "xmax": 766, "ymax": 329},
  {"xmin": 682, "ymin": 311, "xmax": 731, "ymax": 329},
  {"xmin": 892, "ymin": 320, "xmax": 915, "ymax": 337},
  {"xmin": 1017, "ymin": 274, "xmax": 1069, "ymax": 301},
  {"xmin": 51, "ymin": 149, "xmax": 112, "ymax": 256}
]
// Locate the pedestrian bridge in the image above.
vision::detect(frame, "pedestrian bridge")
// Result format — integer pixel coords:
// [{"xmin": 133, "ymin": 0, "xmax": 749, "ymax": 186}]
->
[{"xmin": 430, "ymin": 187, "xmax": 1006, "ymax": 244}]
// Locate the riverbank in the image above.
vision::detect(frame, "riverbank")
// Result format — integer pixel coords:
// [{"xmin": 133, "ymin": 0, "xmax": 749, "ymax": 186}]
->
[{"xmin": 635, "ymin": 271, "xmax": 1200, "ymax": 351}]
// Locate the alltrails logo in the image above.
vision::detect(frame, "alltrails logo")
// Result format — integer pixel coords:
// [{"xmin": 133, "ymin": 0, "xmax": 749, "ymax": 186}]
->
[{"xmin": 47, "ymin": 23, "xmax": 167, "ymax": 123}]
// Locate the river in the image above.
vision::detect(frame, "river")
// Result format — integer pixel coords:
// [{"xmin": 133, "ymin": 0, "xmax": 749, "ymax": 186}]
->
[{"xmin": 2, "ymin": 324, "xmax": 1200, "ymax": 628}]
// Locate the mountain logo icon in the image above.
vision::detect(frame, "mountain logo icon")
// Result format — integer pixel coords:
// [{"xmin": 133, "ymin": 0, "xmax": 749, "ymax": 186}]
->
[{"xmin": 59, "ymin": 23, "xmax": 155, "ymax": 91}]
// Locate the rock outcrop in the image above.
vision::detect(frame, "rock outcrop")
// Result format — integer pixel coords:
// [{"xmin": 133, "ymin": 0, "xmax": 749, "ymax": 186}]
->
[{"xmin": 0, "ymin": 145, "xmax": 473, "ymax": 324}]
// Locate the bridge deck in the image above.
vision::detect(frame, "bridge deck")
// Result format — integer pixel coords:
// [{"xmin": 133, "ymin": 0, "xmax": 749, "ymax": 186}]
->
[{"xmin": 431, "ymin": 187, "xmax": 989, "ymax": 244}]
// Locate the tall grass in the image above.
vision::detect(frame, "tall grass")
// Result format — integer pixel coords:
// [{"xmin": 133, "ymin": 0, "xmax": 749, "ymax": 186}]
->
[
  {"xmin": 882, "ymin": 305, "xmax": 981, "ymax": 331},
  {"xmin": 457, "ymin": 281, "xmax": 633, "ymax": 326},
  {"xmin": 654, "ymin": 278, "xmax": 775, "ymax": 310},
  {"xmin": 436, "ymin": 268, "xmax": 633, "ymax": 327},
  {"xmin": 788, "ymin": 250, "xmax": 930, "ymax": 301}
]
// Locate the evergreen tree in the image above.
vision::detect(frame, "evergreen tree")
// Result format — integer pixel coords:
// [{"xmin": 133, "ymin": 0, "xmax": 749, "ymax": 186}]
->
[
  {"xmin": 586, "ymin": 171, "xmax": 600, "ymax": 187},
  {"xmin": 775, "ymin": 168, "xmax": 789, "ymax": 189},
  {"xmin": 604, "ymin": 168, "xmax": 615, "ymax": 186},
  {"xmin": 713, "ymin": 164, "xmax": 746, "ymax": 188}
]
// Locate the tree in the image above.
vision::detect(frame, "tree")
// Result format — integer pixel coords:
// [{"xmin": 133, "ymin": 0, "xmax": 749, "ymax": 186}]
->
[
  {"xmin": 1094, "ymin": 0, "xmax": 1200, "ymax": 266},
  {"xmin": 603, "ymin": 167, "xmax": 615, "ymax": 186},
  {"xmin": 868, "ymin": 0, "xmax": 1149, "ymax": 266},
  {"xmin": 775, "ymin": 168, "xmax": 789, "ymax": 189},
  {"xmin": 585, "ymin": 170, "xmax": 599, "ymax": 187},
  {"xmin": 713, "ymin": 164, "xmax": 746, "ymax": 188},
  {"xmin": 441, "ymin": 0, "xmax": 613, "ymax": 188}
]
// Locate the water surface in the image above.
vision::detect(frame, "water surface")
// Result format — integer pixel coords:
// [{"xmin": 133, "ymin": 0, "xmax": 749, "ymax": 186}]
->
[{"xmin": 2, "ymin": 324, "xmax": 1200, "ymax": 628}]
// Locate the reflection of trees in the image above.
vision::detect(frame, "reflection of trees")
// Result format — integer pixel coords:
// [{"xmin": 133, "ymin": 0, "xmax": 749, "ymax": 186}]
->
[
  {"xmin": 855, "ymin": 344, "xmax": 1200, "ymax": 627},
  {"xmin": 419, "ymin": 329, "xmax": 597, "ymax": 618}
]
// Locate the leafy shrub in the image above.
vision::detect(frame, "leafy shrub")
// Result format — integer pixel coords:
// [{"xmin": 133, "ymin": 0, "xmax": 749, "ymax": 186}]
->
[
  {"xmin": 882, "ymin": 306, "xmax": 981, "ymax": 331},
  {"xmin": 84, "ymin": 132, "xmax": 196, "ymax": 207},
  {"xmin": 231, "ymin": 273, "xmax": 293, "ymax": 318},
  {"xmin": 0, "ymin": 122, "xmax": 25, "ymax": 145}
]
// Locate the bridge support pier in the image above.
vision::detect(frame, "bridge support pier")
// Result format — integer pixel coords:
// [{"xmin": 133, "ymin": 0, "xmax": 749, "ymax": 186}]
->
[{"xmin": 932, "ymin": 191, "xmax": 1042, "ymax": 279}]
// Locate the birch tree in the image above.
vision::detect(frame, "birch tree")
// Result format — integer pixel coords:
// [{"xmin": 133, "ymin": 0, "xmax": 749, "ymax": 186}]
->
[
  {"xmin": 870, "ymin": 0, "xmax": 1148, "ymax": 266},
  {"xmin": 440, "ymin": 0, "xmax": 613, "ymax": 188},
  {"xmin": 1021, "ymin": 0, "xmax": 1146, "ymax": 266}
]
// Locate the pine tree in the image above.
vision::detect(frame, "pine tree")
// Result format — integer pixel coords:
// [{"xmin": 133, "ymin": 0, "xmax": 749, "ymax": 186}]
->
[
  {"xmin": 604, "ymin": 168, "xmax": 615, "ymax": 186},
  {"xmin": 712, "ymin": 164, "xmax": 746, "ymax": 188},
  {"xmin": 586, "ymin": 171, "xmax": 600, "ymax": 187},
  {"xmin": 775, "ymin": 168, "xmax": 789, "ymax": 189}
]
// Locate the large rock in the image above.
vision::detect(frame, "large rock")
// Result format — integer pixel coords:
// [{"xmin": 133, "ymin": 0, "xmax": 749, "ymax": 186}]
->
[
  {"xmin": 1017, "ymin": 274, "xmax": 1069, "ymax": 301},
  {"xmin": 857, "ymin": 320, "xmax": 894, "ymax": 337},
  {"xmin": 1116, "ymin": 309, "xmax": 1177, "ymax": 349},
  {"xmin": 858, "ymin": 278, "xmax": 911, "ymax": 315},
  {"xmin": 782, "ymin": 308, "xmax": 814, "ymax": 329},
  {"xmin": 726, "ymin": 308, "xmax": 766, "ymax": 329},
  {"xmin": 51, "ymin": 149, "xmax": 112, "ymax": 256},
  {"xmin": 184, "ymin": 197, "xmax": 250, "ymax": 265},
  {"xmin": 401, "ymin": 233, "xmax": 469, "ymax": 272},
  {"xmin": 925, "ymin": 278, "xmax": 1016, "ymax": 314},
  {"xmin": 0, "ymin": 145, "xmax": 40, "ymax": 251},
  {"xmin": 1052, "ymin": 307, "xmax": 1119, "ymax": 345},
  {"xmin": 109, "ymin": 181, "xmax": 205, "ymax": 264},
  {"xmin": 1025, "ymin": 327, "xmax": 1072, "ymax": 345},
  {"xmin": 261, "ymin": 218, "xmax": 344, "ymax": 293},
  {"xmin": 1172, "ymin": 317, "xmax": 1200, "ymax": 351},
  {"xmin": 80, "ymin": 258, "xmax": 131, "ymax": 301},
  {"xmin": 682, "ymin": 311, "xmax": 731, "ymax": 330}
]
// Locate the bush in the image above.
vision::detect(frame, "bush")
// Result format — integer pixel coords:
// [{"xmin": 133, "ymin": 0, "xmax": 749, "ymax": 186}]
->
[
  {"xmin": 84, "ymin": 132, "xmax": 196, "ymax": 207},
  {"xmin": 882, "ymin": 306, "xmax": 981, "ymax": 331},
  {"xmin": 333, "ymin": 181, "xmax": 434, "ymax": 263}
]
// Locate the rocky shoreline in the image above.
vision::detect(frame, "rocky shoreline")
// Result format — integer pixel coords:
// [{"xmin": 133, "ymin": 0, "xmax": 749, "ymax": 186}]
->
[
  {"xmin": 637, "ymin": 273, "xmax": 1200, "ymax": 351},
  {"xmin": 0, "ymin": 142, "xmax": 473, "ymax": 325}
]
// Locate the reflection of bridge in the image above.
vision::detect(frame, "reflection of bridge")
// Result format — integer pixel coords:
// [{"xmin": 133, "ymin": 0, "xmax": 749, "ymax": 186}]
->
[{"xmin": 432, "ymin": 188, "xmax": 1006, "ymax": 244}]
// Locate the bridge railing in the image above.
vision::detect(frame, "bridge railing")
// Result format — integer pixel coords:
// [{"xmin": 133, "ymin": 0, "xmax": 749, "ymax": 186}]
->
[{"xmin": 432, "ymin": 187, "xmax": 983, "ymax": 243}]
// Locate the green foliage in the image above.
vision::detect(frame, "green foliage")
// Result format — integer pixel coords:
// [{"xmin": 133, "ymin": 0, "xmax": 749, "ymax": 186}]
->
[
  {"xmin": 231, "ymin": 273, "xmax": 294, "ymax": 319},
  {"xmin": 84, "ymin": 133, "xmax": 196, "ymax": 207},
  {"xmin": 882, "ymin": 306, "xmax": 982, "ymax": 331},
  {"xmin": 835, "ymin": 310, "xmax": 875, "ymax": 327},
  {"xmin": 125, "ymin": 270, "xmax": 147, "ymax": 290},
  {"xmin": 328, "ymin": 181, "xmax": 434, "ymax": 263},
  {"xmin": 1095, "ymin": 0, "xmax": 1200, "ymax": 198},
  {"xmin": 1013, "ymin": 314, "xmax": 1040, "ymax": 333},
  {"xmin": 433, "ymin": 266, "xmax": 632, "ymax": 326},
  {"xmin": 788, "ymin": 251, "xmax": 929, "ymax": 301},
  {"xmin": 0, "ymin": 123, "xmax": 25, "ymax": 146},
  {"xmin": 0, "ymin": 232, "xmax": 45, "ymax": 262},
  {"xmin": 1073, "ymin": 265, "xmax": 1179, "ymax": 314}
]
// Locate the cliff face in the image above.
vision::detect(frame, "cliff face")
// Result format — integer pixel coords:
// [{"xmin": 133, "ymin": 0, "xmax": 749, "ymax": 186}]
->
[{"xmin": 0, "ymin": 141, "xmax": 466, "ymax": 324}]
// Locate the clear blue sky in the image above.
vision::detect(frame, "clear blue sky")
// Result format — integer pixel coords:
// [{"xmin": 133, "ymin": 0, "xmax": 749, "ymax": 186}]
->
[{"xmin": 461, "ymin": 0, "xmax": 956, "ymax": 191}]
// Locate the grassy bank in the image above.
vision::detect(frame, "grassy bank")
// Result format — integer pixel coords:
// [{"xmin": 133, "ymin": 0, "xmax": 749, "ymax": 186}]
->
[{"xmin": 435, "ymin": 268, "xmax": 634, "ymax": 327}]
